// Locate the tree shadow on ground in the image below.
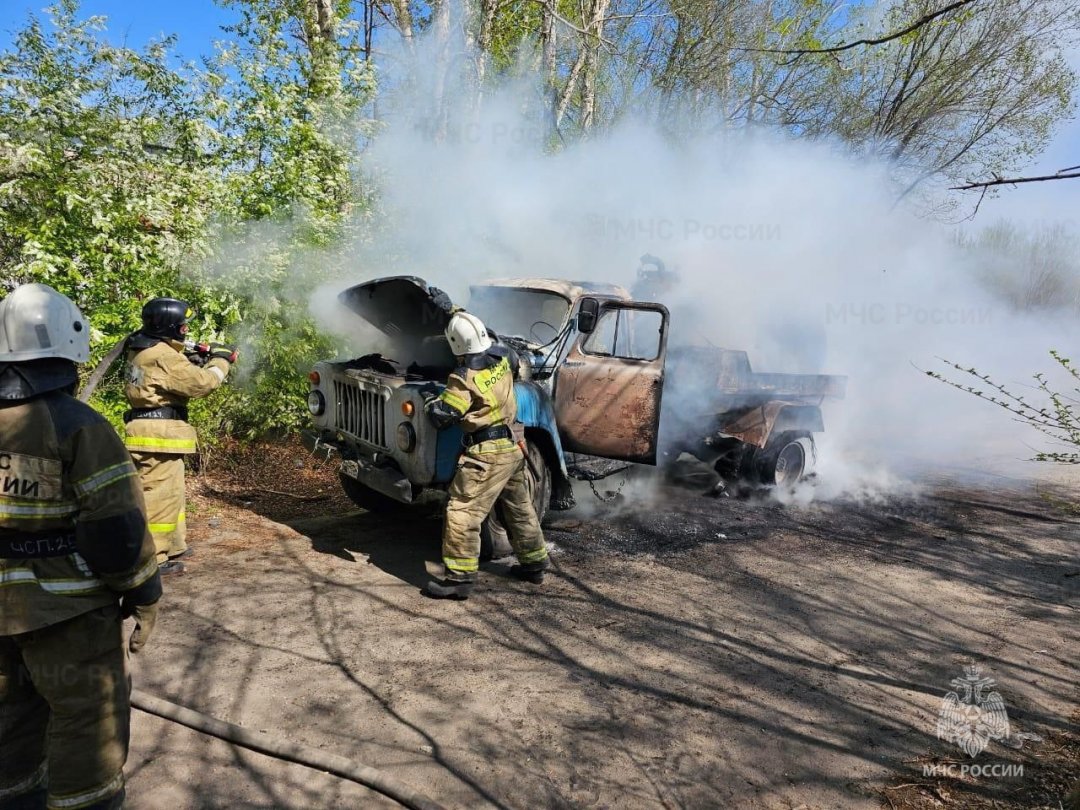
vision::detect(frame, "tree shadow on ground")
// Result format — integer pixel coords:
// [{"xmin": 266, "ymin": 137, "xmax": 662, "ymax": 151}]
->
[
  {"xmin": 288, "ymin": 509, "xmax": 442, "ymax": 590},
  {"xmin": 126, "ymin": 479, "xmax": 1079, "ymax": 809}
]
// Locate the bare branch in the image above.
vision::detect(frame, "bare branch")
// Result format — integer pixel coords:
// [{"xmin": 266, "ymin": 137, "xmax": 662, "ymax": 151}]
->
[
  {"xmin": 525, "ymin": 0, "xmax": 612, "ymax": 44},
  {"xmin": 951, "ymin": 168, "xmax": 1080, "ymax": 190},
  {"xmin": 737, "ymin": 0, "xmax": 981, "ymax": 56}
]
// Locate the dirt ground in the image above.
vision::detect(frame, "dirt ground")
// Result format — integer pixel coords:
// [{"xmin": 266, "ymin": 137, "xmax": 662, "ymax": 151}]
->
[{"xmin": 123, "ymin": 442, "xmax": 1079, "ymax": 810}]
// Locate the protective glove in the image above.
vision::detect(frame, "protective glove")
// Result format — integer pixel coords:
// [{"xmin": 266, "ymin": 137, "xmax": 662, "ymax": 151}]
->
[
  {"xmin": 123, "ymin": 599, "xmax": 159, "ymax": 655},
  {"xmin": 428, "ymin": 287, "xmax": 462, "ymax": 316},
  {"xmin": 425, "ymin": 393, "xmax": 461, "ymax": 429},
  {"xmin": 183, "ymin": 341, "xmax": 210, "ymax": 366},
  {"xmin": 208, "ymin": 343, "xmax": 239, "ymax": 363}
]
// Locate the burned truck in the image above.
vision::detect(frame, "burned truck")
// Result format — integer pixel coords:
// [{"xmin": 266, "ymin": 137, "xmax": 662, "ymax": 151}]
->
[
  {"xmin": 305, "ymin": 275, "xmax": 845, "ymax": 517},
  {"xmin": 661, "ymin": 347, "xmax": 847, "ymax": 490},
  {"xmin": 305, "ymin": 276, "xmax": 671, "ymax": 521}
]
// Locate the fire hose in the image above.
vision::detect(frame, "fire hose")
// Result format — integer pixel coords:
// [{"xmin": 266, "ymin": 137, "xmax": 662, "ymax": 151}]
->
[
  {"xmin": 131, "ymin": 690, "xmax": 448, "ymax": 810},
  {"xmin": 78, "ymin": 337, "xmax": 128, "ymax": 402}
]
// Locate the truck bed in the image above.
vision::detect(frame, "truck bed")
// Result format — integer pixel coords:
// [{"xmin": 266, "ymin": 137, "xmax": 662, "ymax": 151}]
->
[{"xmin": 667, "ymin": 346, "xmax": 846, "ymax": 404}]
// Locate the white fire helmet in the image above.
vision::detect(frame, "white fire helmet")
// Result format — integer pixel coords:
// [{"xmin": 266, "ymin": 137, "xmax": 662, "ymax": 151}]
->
[
  {"xmin": 445, "ymin": 311, "xmax": 493, "ymax": 356},
  {"xmin": 0, "ymin": 283, "xmax": 91, "ymax": 363}
]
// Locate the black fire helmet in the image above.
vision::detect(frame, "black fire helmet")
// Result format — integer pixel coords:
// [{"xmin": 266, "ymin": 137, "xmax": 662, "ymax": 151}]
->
[{"xmin": 141, "ymin": 297, "xmax": 193, "ymax": 341}]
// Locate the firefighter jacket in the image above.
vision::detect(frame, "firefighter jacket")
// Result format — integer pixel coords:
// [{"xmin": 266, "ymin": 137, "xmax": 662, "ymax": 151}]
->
[
  {"xmin": 430, "ymin": 347, "xmax": 519, "ymax": 451},
  {"xmin": 123, "ymin": 336, "xmax": 230, "ymax": 455},
  {"xmin": 0, "ymin": 390, "xmax": 162, "ymax": 635}
]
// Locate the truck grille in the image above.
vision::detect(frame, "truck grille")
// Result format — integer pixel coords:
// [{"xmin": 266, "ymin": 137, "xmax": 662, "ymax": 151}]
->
[{"xmin": 334, "ymin": 379, "xmax": 390, "ymax": 449}]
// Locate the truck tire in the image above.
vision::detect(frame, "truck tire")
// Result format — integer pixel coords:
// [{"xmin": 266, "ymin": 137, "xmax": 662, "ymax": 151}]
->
[
  {"xmin": 480, "ymin": 514, "xmax": 512, "ymax": 561},
  {"xmin": 749, "ymin": 430, "xmax": 815, "ymax": 487},
  {"xmin": 523, "ymin": 440, "xmax": 552, "ymax": 526},
  {"xmin": 480, "ymin": 441, "xmax": 551, "ymax": 561},
  {"xmin": 338, "ymin": 472, "xmax": 411, "ymax": 513}
]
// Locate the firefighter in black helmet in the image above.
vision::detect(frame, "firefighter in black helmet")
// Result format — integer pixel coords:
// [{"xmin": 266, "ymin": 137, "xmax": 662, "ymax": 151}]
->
[
  {"xmin": 140, "ymin": 298, "xmax": 191, "ymax": 341},
  {"xmin": 123, "ymin": 298, "xmax": 237, "ymax": 574}
]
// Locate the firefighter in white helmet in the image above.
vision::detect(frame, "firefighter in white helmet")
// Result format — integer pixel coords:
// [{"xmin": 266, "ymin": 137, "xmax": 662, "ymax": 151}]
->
[
  {"xmin": 423, "ymin": 310, "xmax": 549, "ymax": 599},
  {"xmin": 0, "ymin": 283, "xmax": 161, "ymax": 810}
]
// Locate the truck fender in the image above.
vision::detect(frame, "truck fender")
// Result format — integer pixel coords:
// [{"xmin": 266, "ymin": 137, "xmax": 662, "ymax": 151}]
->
[
  {"xmin": 523, "ymin": 426, "xmax": 574, "ymax": 509},
  {"xmin": 716, "ymin": 402, "xmax": 824, "ymax": 449},
  {"xmin": 771, "ymin": 404, "xmax": 825, "ymax": 436},
  {"xmin": 514, "ymin": 381, "xmax": 574, "ymax": 508}
]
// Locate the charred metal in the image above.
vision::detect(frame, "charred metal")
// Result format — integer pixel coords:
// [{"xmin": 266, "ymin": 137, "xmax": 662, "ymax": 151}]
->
[{"xmin": 308, "ymin": 272, "xmax": 846, "ymax": 519}]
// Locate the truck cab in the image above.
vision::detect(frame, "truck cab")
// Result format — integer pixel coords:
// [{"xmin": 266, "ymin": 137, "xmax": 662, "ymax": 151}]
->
[{"xmin": 306, "ymin": 276, "xmax": 671, "ymax": 520}]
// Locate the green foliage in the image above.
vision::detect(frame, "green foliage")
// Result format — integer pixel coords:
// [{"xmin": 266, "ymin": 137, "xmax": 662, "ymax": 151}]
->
[
  {"xmin": 0, "ymin": 0, "xmax": 374, "ymax": 444},
  {"xmin": 2, "ymin": 0, "xmax": 1078, "ymax": 449},
  {"xmin": 210, "ymin": 0, "xmax": 374, "ymax": 228},
  {"xmin": 188, "ymin": 0, "xmax": 374, "ymax": 438},
  {"xmin": 0, "ymin": 0, "xmax": 215, "ymax": 350}
]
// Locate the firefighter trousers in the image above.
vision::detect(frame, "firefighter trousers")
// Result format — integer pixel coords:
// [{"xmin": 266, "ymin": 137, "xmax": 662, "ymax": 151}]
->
[
  {"xmin": 0, "ymin": 605, "xmax": 129, "ymax": 810},
  {"xmin": 442, "ymin": 446, "xmax": 548, "ymax": 581},
  {"xmin": 131, "ymin": 452, "xmax": 186, "ymax": 564}
]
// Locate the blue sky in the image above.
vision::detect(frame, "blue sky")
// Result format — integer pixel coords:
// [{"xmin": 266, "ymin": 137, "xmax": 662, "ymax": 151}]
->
[
  {"xmin": 976, "ymin": 46, "xmax": 1080, "ymax": 227},
  {"xmin": 0, "ymin": 1, "xmax": 236, "ymax": 60}
]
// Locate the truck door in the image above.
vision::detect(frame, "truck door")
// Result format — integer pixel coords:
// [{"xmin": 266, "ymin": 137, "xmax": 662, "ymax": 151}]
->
[{"xmin": 554, "ymin": 299, "xmax": 670, "ymax": 464}]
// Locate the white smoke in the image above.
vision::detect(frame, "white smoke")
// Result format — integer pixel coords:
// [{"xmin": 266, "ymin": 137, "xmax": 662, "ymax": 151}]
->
[{"xmin": 309, "ymin": 37, "xmax": 1080, "ymax": 496}]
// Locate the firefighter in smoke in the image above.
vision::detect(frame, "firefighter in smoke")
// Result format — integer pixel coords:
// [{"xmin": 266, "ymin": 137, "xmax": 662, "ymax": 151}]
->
[
  {"xmin": 422, "ymin": 310, "xmax": 549, "ymax": 599},
  {"xmin": 0, "ymin": 283, "xmax": 162, "ymax": 810},
  {"xmin": 123, "ymin": 298, "xmax": 237, "ymax": 575}
]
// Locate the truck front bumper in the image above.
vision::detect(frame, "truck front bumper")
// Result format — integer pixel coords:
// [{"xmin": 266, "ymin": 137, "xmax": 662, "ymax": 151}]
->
[{"xmin": 340, "ymin": 457, "xmax": 414, "ymax": 503}]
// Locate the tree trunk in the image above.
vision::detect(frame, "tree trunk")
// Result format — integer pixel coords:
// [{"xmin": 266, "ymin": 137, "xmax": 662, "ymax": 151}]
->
[
  {"xmin": 312, "ymin": 0, "xmax": 335, "ymax": 41},
  {"xmin": 390, "ymin": 0, "xmax": 414, "ymax": 47},
  {"xmin": 580, "ymin": 0, "xmax": 611, "ymax": 132},
  {"xmin": 431, "ymin": 0, "xmax": 452, "ymax": 141},
  {"xmin": 555, "ymin": 48, "xmax": 587, "ymax": 129},
  {"xmin": 541, "ymin": 0, "xmax": 557, "ymax": 131},
  {"xmin": 475, "ymin": 0, "xmax": 499, "ymax": 104},
  {"xmin": 555, "ymin": 0, "xmax": 610, "ymax": 132}
]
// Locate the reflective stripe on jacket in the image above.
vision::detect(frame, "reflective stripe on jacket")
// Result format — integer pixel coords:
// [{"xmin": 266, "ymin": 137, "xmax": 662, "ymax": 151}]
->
[
  {"xmin": 123, "ymin": 339, "xmax": 230, "ymax": 456},
  {"xmin": 0, "ymin": 391, "xmax": 161, "ymax": 634},
  {"xmin": 437, "ymin": 348, "xmax": 519, "ymax": 453}
]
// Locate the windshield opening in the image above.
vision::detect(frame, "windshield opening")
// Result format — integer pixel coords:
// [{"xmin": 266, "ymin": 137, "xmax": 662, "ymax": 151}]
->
[{"xmin": 467, "ymin": 287, "xmax": 572, "ymax": 344}]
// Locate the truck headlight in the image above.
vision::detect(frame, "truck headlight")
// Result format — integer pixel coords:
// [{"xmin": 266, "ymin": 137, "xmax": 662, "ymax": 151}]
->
[
  {"xmin": 396, "ymin": 422, "xmax": 416, "ymax": 452},
  {"xmin": 307, "ymin": 390, "xmax": 325, "ymax": 416}
]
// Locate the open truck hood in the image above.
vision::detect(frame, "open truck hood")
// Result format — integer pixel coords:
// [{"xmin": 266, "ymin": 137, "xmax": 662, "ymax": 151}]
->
[{"xmin": 338, "ymin": 276, "xmax": 455, "ymax": 370}]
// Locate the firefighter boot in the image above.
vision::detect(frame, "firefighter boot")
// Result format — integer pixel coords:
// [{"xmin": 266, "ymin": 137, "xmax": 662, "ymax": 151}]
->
[
  {"xmin": 422, "ymin": 577, "xmax": 475, "ymax": 600},
  {"xmin": 508, "ymin": 560, "xmax": 548, "ymax": 584}
]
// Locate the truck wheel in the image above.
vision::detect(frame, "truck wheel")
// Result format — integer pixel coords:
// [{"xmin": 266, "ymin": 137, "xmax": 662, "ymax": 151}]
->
[
  {"xmin": 338, "ymin": 473, "xmax": 410, "ymax": 513},
  {"xmin": 753, "ymin": 431, "xmax": 816, "ymax": 487},
  {"xmin": 523, "ymin": 441, "xmax": 552, "ymax": 526},
  {"xmin": 480, "ymin": 513, "xmax": 512, "ymax": 561}
]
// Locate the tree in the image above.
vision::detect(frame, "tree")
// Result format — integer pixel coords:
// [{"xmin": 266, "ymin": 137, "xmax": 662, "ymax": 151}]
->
[
  {"xmin": 0, "ymin": 1, "xmax": 376, "ymax": 438},
  {"xmin": 193, "ymin": 0, "xmax": 377, "ymax": 437},
  {"xmin": 0, "ymin": 1, "xmax": 215, "ymax": 358},
  {"xmin": 951, "ymin": 164, "xmax": 1080, "ymax": 190},
  {"xmin": 846, "ymin": 0, "xmax": 1079, "ymax": 199},
  {"xmin": 616, "ymin": 0, "xmax": 1079, "ymax": 196}
]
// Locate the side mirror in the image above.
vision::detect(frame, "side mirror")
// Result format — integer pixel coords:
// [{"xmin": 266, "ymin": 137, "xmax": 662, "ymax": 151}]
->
[{"xmin": 577, "ymin": 297, "xmax": 600, "ymax": 334}]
